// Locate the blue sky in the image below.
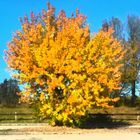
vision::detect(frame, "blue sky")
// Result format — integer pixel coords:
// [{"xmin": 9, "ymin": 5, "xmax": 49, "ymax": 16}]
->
[{"xmin": 0, "ymin": 0, "xmax": 140, "ymax": 83}]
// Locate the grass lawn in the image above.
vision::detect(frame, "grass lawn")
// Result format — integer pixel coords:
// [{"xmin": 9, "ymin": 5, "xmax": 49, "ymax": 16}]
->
[
  {"xmin": 0, "ymin": 104, "xmax": 34, "ymax": 123},
  {"xmin": 89, "ymin": 106, "xmax": 140, "ymax": 125},
  {"xmin": 0, "ymin": 105, "xmax": 33, "ymax": 114},
  {"xmin": 0, "ymin": 105, "xmax": 140, "ymax": 123},
  {"xmin": 90, "ymin": 106, "xmax": 140, "ymax": 114}
]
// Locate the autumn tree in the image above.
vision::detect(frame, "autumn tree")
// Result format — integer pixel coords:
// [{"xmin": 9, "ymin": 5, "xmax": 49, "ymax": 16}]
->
[{"xmin": 5, "ymin": 3, "xmax": 125, "ymax": 125}]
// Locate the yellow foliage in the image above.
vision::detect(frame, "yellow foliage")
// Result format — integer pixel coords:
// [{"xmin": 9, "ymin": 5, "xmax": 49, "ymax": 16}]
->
[{"xmin": 5, "ymin": 3, "xmax": 125, "ymax": 126}]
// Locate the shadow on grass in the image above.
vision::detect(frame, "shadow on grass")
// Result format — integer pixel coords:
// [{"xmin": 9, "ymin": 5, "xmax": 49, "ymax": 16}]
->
[{"xmin": 79, "ymin": 114, "xmax": 131, "ymax": 129}]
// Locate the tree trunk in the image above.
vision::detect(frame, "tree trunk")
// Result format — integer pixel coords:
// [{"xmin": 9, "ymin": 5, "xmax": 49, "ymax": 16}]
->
[{"xmin": 131, "ymin": 81, "xmax": 136, "ymax": 106}]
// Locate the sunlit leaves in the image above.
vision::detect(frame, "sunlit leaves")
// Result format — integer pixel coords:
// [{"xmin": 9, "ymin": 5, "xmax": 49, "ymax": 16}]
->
[{"xmin": 5, "ymin": 3, "xmax": 124, "ymax": 126}]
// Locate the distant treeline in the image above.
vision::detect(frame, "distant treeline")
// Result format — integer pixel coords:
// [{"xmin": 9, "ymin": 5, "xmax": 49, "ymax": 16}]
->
[{"xmin": 0, "ymin": 79, "xmax": 20, "ymax": 107}]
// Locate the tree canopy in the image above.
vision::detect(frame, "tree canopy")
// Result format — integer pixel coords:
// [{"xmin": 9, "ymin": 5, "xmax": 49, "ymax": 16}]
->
[{"xmin": 5, "ymin": 3, "xmax": 125, "ymax": 125}]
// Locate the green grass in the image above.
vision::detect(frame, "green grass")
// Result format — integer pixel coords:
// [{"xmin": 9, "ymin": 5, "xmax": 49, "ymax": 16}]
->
[
  {"xmin": 0, "ymin": 104, "xmax": 33, "ymax": 114},
  {"xmin": 0, "ymin": 105, "xmax": 140, "ymax": 123},
  {"xmin": 90, "ymin": 106, "xmax": 140, "ymax": 114},
  {"xmin": 0, "ymin": 104, "xmax": 50, "ymax": 123},
  {"xmin": 89, "ymin": 106, "xmax": 140, "ymax": 124},
  {"xmin": 0, "ymin": 104, "xmax": 35, "ymax": 123}
]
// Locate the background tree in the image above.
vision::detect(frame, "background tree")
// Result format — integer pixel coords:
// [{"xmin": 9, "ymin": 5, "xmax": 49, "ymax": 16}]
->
[
  {"xmin": 125, "ymin": 15, "xmax": 140, "ymax": 105},
  {"xmin": 102, "ymin": 16, "xmax": 140, "ymax": 106},
  {"xmin": 0, "ymin": 78, "xmax": 20, "ymax": 106},
  {"xmin": 5, "ymin": 3, "xmax": 125, "ymax": 125},
  {"xmin": 102, "ymin": 17, "xmax": 126, "ymax": 97},
  {"xmin": 102, "ymin": 17, "xmax": 123, "ymax": 40}
]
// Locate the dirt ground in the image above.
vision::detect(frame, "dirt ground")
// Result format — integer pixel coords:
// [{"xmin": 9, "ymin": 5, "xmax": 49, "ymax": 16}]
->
[
  {"xmin": 0, "ymin": 125, "xmax": 140, "ymax": 140},
  {"xmin": 0, "ymin": 130, "xmax": 140, "ymax": 140}
]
